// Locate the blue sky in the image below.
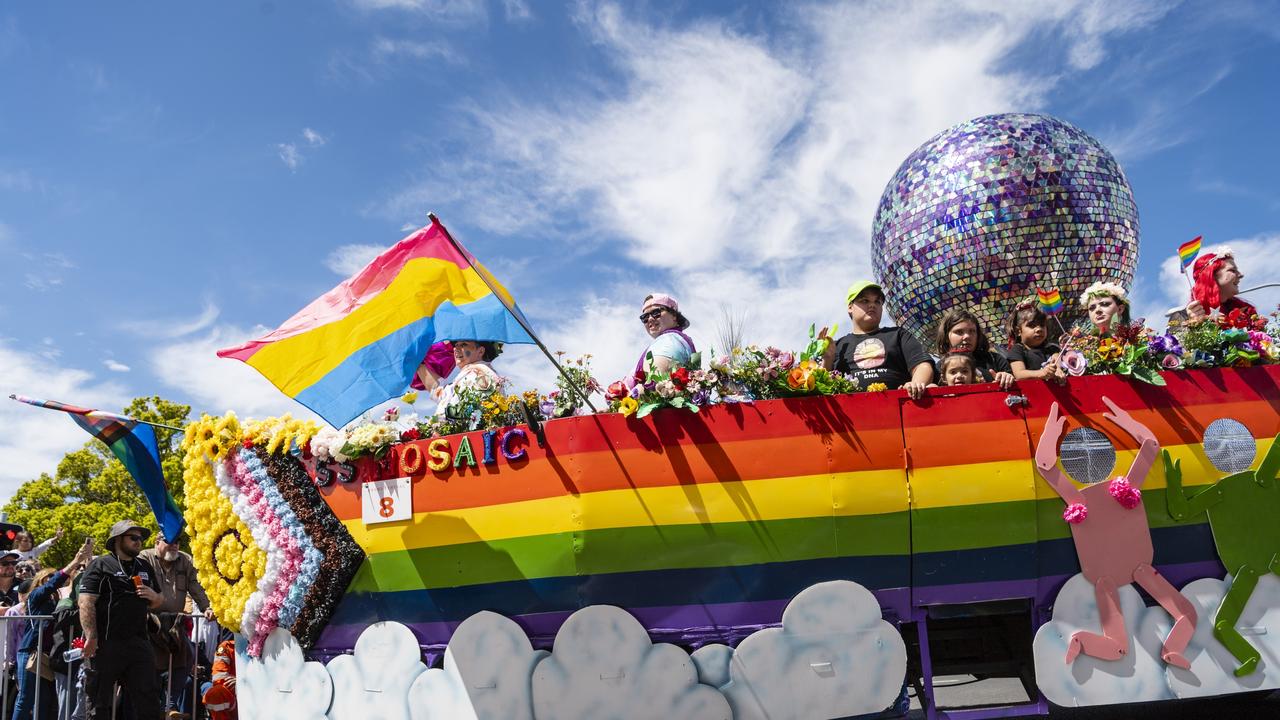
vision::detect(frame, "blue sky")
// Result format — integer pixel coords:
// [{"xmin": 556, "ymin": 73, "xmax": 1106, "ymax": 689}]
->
[{"xmin": 2, "ymin": 0, "xmax": 1278, "ymax": 501}]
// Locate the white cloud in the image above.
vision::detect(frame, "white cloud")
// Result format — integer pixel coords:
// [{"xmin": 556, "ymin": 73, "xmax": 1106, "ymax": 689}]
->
[
  {"xmin": 1032, "ymin": 572, "xmax": 1173, "ymax": 706},
  {"xmin": 238, "ymin": 629, "xmax": 332, "ymax": 719},
  {"xmin": 502, "ymin": 0, "xmax": 532, "ymax": 23},
  {"xmin": 277, "ymin": 142, "xmax": 302, "ymax": 171},
  {"xmin": 23, "ymin": 273, "xmax": 62, "ymax": 292},
  {"xmin": 530, "ymin": 605, "xmax": 731, "ymax": 719},
  {"xmin": 119, "ymin": 299, "xmax": 220, "ymax": 339},
  {"xmin": 720, "ymin": 580, "xmax": 908, "ymax": 719},
  {"xmin": 407, "ymin": 611, "xmax": 547, "ymax": 719},
  {"xmin": 0, "ymin": 169, "xmax": 35, "ymax": 192},
  {"xmin": 324, "ymin": 244, "xmax": 386, "ymax": 276},
  {"xmin": 0, "ymin": 340, "xmax": 131, "ymax": 501},
  {"xmin": 383, "ymin": 1, "xmax": 1165, "ymax": 390},
  {"xmin": 302, "ymin": 127, "xmax": 327, "ymax": 147},
  {"xmin": 149, "ymin": 324, "xmax": 323, "ymax": 421},
  {"xmin": 371, "ymin": 37, "xmax": 460, "ymax": 64},
  {"xmin": 102, "ymin": 359, "xmax": 130, "ymax": 372},
  {"xmin": 350, "ymin": 0, "xmax": 486, "ymax": 24},
  {"xmin": 327, "ymin": 621, "xmax": 427, "ymax": 720}
]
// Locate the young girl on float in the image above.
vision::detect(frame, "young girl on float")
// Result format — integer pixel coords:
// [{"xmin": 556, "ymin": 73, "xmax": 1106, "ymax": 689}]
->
[
  {"xmin": 1079, "ymin": 281, "xmax": 1131, "ymax": 336},
  {"xmin": 936, "ymin": 352, "xmax": 978, "ymax": 387},
  {"xmin": 1004, "ymin": 301, "xmax": 1066, "ymax": 382},
  {"xmin": 933, "ymin": 308, "xmax": 1015, "ymax": 390},
  {"xmin": 1186, "ymin": 248, "xmax": 1257, "ymax": 322}
]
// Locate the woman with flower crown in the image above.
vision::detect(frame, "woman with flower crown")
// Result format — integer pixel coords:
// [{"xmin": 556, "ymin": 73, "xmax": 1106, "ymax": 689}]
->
[
  {"xmin": 1185, "ymin": 248, "xmax": 1258, "ymax": 322},
  {"xmin": 1079, "ymin": 281, "xmax": 1131, "ymax": 335}
]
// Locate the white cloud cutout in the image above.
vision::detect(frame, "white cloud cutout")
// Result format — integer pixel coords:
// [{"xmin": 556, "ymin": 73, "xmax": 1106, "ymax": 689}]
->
[
  {"xmin": 720, "ymin": 580, "xmax": 908, "ymax": 719},
  {"xmin": 238, "ymin": 629, "xmax": 333, "ymax": 719},
  {"xmin": 324, "ymin": 244, "xmax": 386, "ymax": 276},
  {"xmin": 407, "ymin": 610, "xmax": 548, "ymax": 720},
  {"xmin": 1032, "ymin": 572, "xmax": 1174, "ymax": 707},
  {"xmin": 531, "ymin": 605, "xmax": 731, "ymax": 719},
  {"xmin": 690, "ymin": 644, "xmax": 733, "ymax": 689},
  {"xmin": 102, "ymin": 359, "xmax": 130, "ymax": 373},
  {"xmin": 120, "ymin": 299, "xmax": 220, "ymax": 339},
  {"xmin": 327, "ymin": 621, "xmax": 427, "ymax": 720},
  {"xmin": 148, "ymin": 324, "xmax": 323, "ymax": 421},
  {"xmin": 1034, "ymin": 571, "xmax": 1280, "ymax": 707},
  {"xmin": 0, "ymin": 339, "xmax": 130, "ymax": 500},
  {"xmin": 379, "ymin": 1, "xmax": 1167, "ymax": 391},
  {"xmin": 1156, "ymin": 574, "xmax": 1280, "ymax": 698}
]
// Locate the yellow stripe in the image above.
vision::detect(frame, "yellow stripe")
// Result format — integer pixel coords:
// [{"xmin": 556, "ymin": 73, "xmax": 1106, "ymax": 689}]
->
[
  {"xmin": 346, "ymin": 469, "xmax": 906, "ymax": 554},
  {"xmin": 910, "ymin": 441, "xmax": 1264, "ymax": 509},
  {"xmin": 248, "ymin": 258, "xmax": 494, "ymax": 395}
]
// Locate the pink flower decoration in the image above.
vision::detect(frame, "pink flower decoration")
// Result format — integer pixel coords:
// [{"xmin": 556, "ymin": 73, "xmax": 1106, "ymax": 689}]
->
[
  {"xmin": 1160, "ymin": 353, "xmax": 1182, "ymax": 369},
  {"xmin": 1108, "ymin": 476, "xmax": 1142, "ymax": 509},
  {"xmin": 1062, "ymin": 502, "xmax": 1088, "ymax": 524}
]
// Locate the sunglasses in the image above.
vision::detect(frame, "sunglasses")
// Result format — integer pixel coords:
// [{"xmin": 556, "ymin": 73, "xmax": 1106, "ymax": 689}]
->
[
  {"xmin": 639, "ymin": 308, "xmax": 667, "ymax": 322},
  {"xmin": 122, "ymin": 534, "xmax": 144, "ymax": 542}
]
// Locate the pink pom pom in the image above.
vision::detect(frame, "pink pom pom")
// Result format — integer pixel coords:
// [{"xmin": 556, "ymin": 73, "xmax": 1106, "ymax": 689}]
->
[
  {"xmin": 1062, "ymin": 502, "xmax": 1088, "ymax": 524},
  {"xmin": 1108, "ymin": 477, "xmax": 1142, "ymax": 509}
]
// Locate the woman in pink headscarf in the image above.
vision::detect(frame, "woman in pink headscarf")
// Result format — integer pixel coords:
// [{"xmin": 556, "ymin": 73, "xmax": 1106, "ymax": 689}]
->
[{"xmin": 1186, "ymin": 249, "xmax": 1257, "ymax": 321}]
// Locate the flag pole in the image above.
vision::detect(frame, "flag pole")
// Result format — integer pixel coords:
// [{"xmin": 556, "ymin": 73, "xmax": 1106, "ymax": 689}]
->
[
  {"xmin": 428, "ymin": 213, "xmax": 600, "ymax": 413},
  {"xmin": 7, "ymin": 394, "xmax": 186, "ymax": 432}
]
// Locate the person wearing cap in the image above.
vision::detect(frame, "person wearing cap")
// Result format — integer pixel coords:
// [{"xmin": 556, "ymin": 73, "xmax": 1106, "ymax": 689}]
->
[
  {"xmin": 637, "ymin": 293, "xmax": 696, "ymax": 376},
  {"xmin": 1186, "ymin": 249, "xmax": 1257, "ymax": 322},
  {"xmin": 77, "ymin": 521, "xmax": 164, "ymax": 720},
  {"xmin": 821, "ymin": 281, "xmax": 933, "ymax": 399},
  {"xmin": 139, "ymin": 534, "xmax": 211, "ymax": 720},
  {"xmin": 0, "ymin": 551, "xmax": 19, "ymax": 607},
  {"xmin": 429, "ymin": 339, "xmax": 505, "ymax": 417}
]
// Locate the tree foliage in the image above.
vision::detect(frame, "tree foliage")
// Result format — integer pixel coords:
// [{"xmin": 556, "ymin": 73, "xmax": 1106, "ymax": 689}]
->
[{"xmin": 2, "ymin": 396, "xmax": 191, "ymax": 568}]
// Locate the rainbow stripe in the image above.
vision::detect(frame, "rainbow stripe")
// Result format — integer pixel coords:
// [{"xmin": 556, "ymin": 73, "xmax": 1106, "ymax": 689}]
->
[
  {"xmin": 1036, "ymin": 288, "xmax": 1063, "ymax": 315},
  {"xmin": 218, "ymin": 219, "xmax": 533, "ymax": 428},
  {"xmin": 312, "ymin": 367, "xmax": 1280, "ymax": 654},
  {"xmin": 1178, "ymin": 235, "xmax": 1202, "ymax": 271}
]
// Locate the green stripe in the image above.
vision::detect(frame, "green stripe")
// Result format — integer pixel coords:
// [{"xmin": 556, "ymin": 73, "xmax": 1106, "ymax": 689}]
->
[
  {"xmin": 351, "ymin": 512, "xmax": 910, "ymax": 593},
  {"xmin": 912, "ymin": 485, "xmax": 1217, "ymax": 554}
]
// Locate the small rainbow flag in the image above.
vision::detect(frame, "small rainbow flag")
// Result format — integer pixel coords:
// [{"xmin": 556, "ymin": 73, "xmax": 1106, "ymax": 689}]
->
[
  {"xmin": 1178, "ymin": 236, "xmax": 1202, "ymax": 272},
  {"xmin": 218, "ymin": 217, "xmax": 533, "ymax": 427},
  {"xmin": 1036, "ymin": 288, "xmax": 1063, "ymax": 315}
]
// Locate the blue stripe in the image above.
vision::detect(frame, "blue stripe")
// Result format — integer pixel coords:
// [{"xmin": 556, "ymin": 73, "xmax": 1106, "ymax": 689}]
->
[
  {"xmin": 295, "ymin": 294, "xmax": 534, "ymax": 427},
  {"xmin": 327, "ymin": 554, "xmax": 911, "ymax": 628}
]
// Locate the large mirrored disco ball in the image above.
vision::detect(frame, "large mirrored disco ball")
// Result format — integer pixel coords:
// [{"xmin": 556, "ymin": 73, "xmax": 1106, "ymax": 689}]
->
[{"xmin": 871, "ymin": 113, "xmax": 1139, "ymax": 346}]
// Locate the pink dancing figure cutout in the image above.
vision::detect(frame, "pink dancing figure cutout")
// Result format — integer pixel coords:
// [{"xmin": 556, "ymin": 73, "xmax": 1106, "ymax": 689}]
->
[{"xmin": 1036, "ymin": 398, "xmax": 1198, "ymax": 669}]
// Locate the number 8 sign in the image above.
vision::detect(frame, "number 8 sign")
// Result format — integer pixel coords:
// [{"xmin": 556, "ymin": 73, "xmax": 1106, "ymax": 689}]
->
[{"xmin": 362, "ymin": 477, "xmax": 412, "ymax": 525}]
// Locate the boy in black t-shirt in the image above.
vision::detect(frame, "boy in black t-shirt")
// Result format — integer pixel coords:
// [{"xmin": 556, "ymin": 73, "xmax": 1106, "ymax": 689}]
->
[{"xmin": 821, "ymin": 280, "xmax": 933, "ymax": 398}]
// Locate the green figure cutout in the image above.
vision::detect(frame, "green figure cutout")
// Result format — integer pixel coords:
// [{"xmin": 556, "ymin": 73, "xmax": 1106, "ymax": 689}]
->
[{"xmin": 1162, "ymin": 433, "xmax": 1280, "ymax": 677}]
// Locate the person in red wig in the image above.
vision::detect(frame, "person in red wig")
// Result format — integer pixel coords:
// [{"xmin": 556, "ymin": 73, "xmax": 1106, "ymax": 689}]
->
[{"xmin": 1186, "ymin": 249, "xmax": 1257, "ymax": 321}]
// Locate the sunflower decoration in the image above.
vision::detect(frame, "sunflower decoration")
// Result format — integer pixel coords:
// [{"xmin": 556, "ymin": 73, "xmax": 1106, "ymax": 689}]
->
[{"xmin": 182, "ymin": 412, "xmax": 267, "ymax": 633}]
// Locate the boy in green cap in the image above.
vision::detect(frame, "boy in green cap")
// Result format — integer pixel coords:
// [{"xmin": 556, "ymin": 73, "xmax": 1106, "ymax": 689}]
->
[{"xmin": 821, "ymin": 280, "xmax": 933, "ymax": 399}]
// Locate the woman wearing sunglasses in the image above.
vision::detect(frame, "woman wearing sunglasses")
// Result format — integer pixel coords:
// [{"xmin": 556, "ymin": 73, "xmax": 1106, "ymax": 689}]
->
[{"xmin": 636, "ymin": 294, "xmax": 696, "ymax": 376}]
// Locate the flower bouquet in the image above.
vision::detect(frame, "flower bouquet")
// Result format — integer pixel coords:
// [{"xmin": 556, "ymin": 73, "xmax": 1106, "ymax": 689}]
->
[
  {"xmin": 1059, "ymin": 321, "xmax": 1166, "ymax": 386},
  {"xmin": 1173, "ymin": 309, "xmax": 1278, "ymax": 369},
  {"xmin": 606, "ymin": 351, "xmax": 710, "ymax": 418}
]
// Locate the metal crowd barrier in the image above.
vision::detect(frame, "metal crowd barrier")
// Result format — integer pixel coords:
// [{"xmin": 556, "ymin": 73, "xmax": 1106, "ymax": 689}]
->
[{"xmin": 0, "ymin": 611, "xmax": 214, "ymax": 720}]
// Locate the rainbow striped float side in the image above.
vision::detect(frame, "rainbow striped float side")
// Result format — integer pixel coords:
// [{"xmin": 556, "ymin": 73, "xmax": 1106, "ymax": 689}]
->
[{"xmin": 314, "ymin": 366, "xmax": 1280, "ymax": 654}]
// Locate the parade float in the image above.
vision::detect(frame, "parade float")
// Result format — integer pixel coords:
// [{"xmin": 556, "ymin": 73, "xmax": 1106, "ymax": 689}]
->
[{"xmin": 186, "ymin": 113, "xmax": 1280, "ymax": 719}]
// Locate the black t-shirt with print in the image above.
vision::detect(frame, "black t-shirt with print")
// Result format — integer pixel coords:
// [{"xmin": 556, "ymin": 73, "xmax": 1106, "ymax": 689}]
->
[
  {"xmin": 832, "ymin": 327, "xmax": 931, "ymax": 389},
  {"xmin": 78, "ymin": 553, "xmax": 161, "ymax": 641},
  {"xmin": 1004, "ymin": 342, "xmax": 1061, "ymax": 372}
]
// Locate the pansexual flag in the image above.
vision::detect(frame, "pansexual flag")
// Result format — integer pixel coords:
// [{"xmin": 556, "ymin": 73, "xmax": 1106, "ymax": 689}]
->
[
  {"xmin": 1036, "ymin": 288, "xmax": 1063, "ymax": 315},
  {"xmin": 9, "ymin": 395, "xmax": 184, "ymax": 542},
  {"xmin": 218, "ymin": 217, "xmax": 533, "ymax": 427},
  {"xmin": 1178, "ymin": 235, "xmax": 1202, "ymax": 272}
]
